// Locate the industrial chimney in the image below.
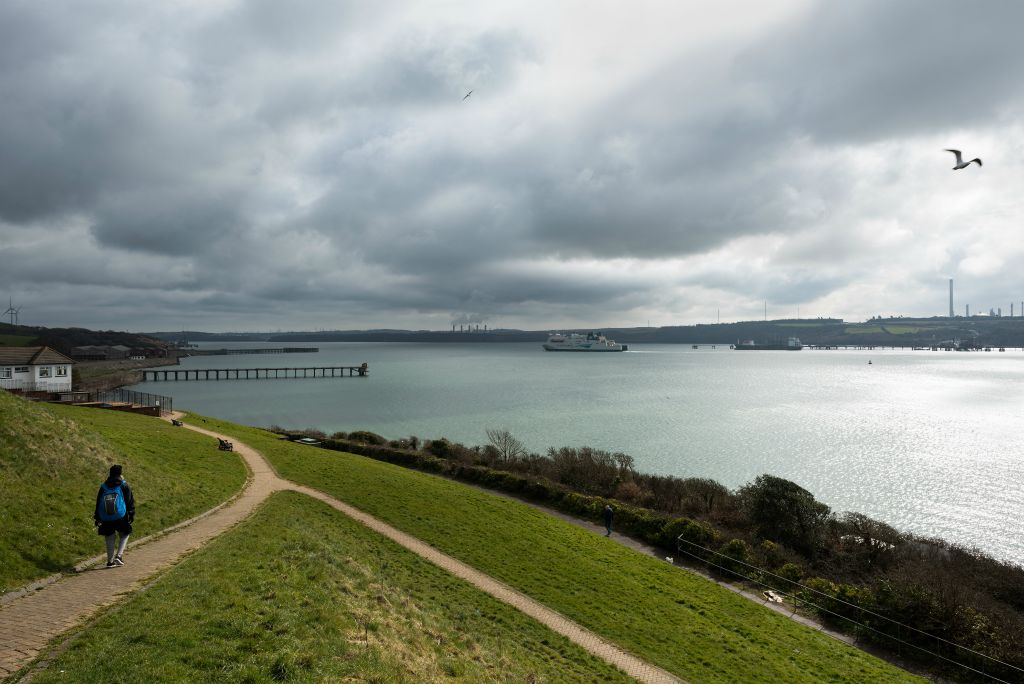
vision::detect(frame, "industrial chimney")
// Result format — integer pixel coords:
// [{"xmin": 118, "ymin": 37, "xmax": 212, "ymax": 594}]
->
[{"xmin": 949, "ymin": 279, "xmax": 954, "ymax": 318}]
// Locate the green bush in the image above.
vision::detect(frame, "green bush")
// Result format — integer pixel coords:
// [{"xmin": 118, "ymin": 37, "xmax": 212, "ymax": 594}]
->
[
  {"xmin": 776, "ymin": 562, "xmax": 804, "ymax": 586},
  {"xmin": 800, "ymin": 577, "xmax": 871, "ymax": 626},
  {"xmin": 427, "ymin": 439, "xmax": 452, "ymax": 458},
  {"xmin": 760, "ymin": 540, "xmax": 783, "ymax": 567},
  {"xmin": 661, "ymin": 517, "xmax": 718, "ymax": 556},
  {"xmin": 347, "ymin": 430, "xmax": 386, "ymax": 445},
  {"xmin": 717, "ymin": 539, "xmax": 753, "ymax": 578}
]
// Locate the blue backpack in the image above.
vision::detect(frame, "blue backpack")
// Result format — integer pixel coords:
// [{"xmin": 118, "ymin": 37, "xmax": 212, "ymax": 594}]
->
[{"xmin": 98, "ymin": 482, "xmax": 127, "ymax": 522}]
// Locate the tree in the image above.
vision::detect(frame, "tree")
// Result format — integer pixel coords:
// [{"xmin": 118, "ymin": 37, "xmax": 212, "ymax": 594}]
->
[
  {"xmin": 682, "ymin": 477, "xmax": 731, "ymax": 516},
  {"xmin": 739, "ymin": 474, "xmax": 832, "ymax": 556},
  {"xmin": 838, "ymin": 512, "xmax": 903, "ymax": 566},
  {"xmin": 485, "ymin": 429, "xmax": 526, "ymax": 464}
]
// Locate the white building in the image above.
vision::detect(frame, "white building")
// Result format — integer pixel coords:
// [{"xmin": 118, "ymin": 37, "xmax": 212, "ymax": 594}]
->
[{"xmin": 0, "ymin": 347, "xmax": 75, "ymax": 392}]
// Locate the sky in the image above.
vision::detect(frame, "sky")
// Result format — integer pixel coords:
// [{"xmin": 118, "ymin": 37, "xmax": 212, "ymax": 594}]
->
[{"xmin": 2, "ymin": 0, "xmax": 1024, "ymax": 332}]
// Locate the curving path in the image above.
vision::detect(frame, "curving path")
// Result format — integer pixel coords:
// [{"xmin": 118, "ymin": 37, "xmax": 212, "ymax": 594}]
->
[
  {"xmin": 0, "ymin": 416, "xmax": 680, "ymax": 684},
  {"xmin": 0, "ymin": 418, "xmax": 286, "ymax": 680}
]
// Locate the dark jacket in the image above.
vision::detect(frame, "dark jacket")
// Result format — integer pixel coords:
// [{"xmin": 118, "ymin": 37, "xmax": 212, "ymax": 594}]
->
[
  {"xmin": 94, "ymin": 477, "xmax": 135, "ymax": 525},
  {"xmin": 603, "ymin": 506, "xmax": 614, "ymax": 525}
]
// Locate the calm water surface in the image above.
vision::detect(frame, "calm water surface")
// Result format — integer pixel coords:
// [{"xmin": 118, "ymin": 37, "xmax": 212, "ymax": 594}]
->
[{"xmin": 131, "ymin": 342, "xmax": 1024, "ymax": 562}]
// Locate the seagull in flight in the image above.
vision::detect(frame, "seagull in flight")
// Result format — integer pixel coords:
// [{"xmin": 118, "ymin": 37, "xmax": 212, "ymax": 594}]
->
[
  {"xmin": 944, "ymin": 149, "xmax": 982, "ymax": 170},
  {"xmin": 462, "ymin": 89, "xmax": 473, "ymax": 101}
]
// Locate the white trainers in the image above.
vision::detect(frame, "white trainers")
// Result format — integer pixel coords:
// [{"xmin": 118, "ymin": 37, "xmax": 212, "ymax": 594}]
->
[{"xmin": 113, "ymin": 556, "xmax": 124, "ymax": 566}]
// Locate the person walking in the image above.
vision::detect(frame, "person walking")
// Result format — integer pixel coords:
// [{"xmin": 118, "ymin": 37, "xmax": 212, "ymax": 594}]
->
[
  {"xmin": 603, "ymin": 504, "xmax": 614, "ymax": 537},
  {"xmin": 94, "ymin": 464, "xmax": 135, "ymax": 568}
]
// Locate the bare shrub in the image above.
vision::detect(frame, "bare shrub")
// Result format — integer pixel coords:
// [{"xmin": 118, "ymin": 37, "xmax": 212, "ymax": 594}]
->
[
  {"xmin": 614, "ymin": 480, "xmax": 650, "ymax": 506},
  {"xmin": 547, "ymin": 446, "xmax": 633, "ymax": 496},
  {"xmin": 485, "ymin": 428, "xmax": 527, "ymax": 464}
]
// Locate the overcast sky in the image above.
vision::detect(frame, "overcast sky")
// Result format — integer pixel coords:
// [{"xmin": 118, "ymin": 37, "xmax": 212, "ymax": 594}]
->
[{"xmin": 2, "ymin": 1, "xmax": 1024, "ymax": 332}]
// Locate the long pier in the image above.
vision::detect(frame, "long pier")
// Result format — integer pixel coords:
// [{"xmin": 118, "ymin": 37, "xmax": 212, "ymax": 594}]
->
[
  {"xmin": 143, "ymin": 364, "xmax": 367, "ymax": 381},
  {"xmin": 186, "ymin": 347, "xmax": 319, "ymax": 356},
  {"xmin": 804, "ymin": 345, "xmax": 1018, "ymax": 351}
]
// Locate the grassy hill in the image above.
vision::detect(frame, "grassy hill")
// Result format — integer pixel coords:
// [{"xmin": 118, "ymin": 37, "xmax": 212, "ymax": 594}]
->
[
  {"xmin": 4, "ymin": 401, "xmax": 924, "ymax": 681},
  {"xmin": 197, "ymin": 415, "xmax": 923, "ymax": 683},
  {"xmin": 30, "ymin": 492, "xmax": 631, "ymax": 683},
  {"xmin": 0, "ymin": 393, "xmax": 247, "ymax": 591},
  {"xmin": 0, "ymin": 334, "xmax": 35, "ymax": 347}
]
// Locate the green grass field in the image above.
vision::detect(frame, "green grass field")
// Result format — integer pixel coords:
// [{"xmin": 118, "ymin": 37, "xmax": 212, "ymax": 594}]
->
[
  {"xmin": 0, "ymin": 395, "xmax": 247, "ymax": 591},
  {"xmin": 31, "ymin": 492, "xmax": 632, "ymax": 684},
  {"xmin": 880, "ymin": 325, "xmax": 923, "ymax": 334},
  {"xmin": 196, "ymin": 415, "xmax": 922, "ymax": 683},
  {"xmin": 845, "ymin": 324, "xmax": 923, "ymax": 335},
  {"xmin": 0, "ymin": 334, "xmax": 36, "ymax": 346}
]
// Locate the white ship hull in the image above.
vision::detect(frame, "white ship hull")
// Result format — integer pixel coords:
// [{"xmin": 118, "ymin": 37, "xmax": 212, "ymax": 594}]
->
[{"xmin": 542, "ymin": 332, "xmax": 626, "ymax": 352}]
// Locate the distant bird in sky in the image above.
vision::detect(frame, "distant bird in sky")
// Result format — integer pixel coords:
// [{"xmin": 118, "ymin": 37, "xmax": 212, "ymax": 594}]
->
[
  {"xmin": 462, "ymin": 89, "xmax": 473, "ymax": 101},
  {"xmin": 944, "ymin": 149, "xmax": 982, "ymax": 170}
]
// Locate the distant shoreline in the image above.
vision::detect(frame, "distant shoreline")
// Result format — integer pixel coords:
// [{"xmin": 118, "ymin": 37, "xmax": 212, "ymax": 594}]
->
[{"xmin": 150, "ymin": 315, "xmax": 1024, "ymax": 348}]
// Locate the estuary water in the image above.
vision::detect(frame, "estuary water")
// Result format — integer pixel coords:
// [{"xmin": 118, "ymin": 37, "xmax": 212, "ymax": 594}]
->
[{"xmin": 130, "ymin": 342, "xmax": 1024, "ymax": 563}]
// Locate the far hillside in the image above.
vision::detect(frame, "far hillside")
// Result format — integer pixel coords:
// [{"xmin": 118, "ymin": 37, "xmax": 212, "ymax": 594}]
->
[
  {"xmin": 0, "ymin": 322, "xmax": 168, "ymax": 356},
  {"xmin": 156, "ymin": 315, "xmax": 1024, "ymax": 347}
]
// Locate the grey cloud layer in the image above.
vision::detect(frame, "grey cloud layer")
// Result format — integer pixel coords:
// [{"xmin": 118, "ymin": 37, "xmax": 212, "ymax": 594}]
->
[{"xmin": 1, "ymin": 1, "xmax": 1022, "ymax": 330}]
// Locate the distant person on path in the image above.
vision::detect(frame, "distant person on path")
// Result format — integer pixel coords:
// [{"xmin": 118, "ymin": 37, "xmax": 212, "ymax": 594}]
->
[
  {"xmin": 603, "ymin": 504, "xmax": 614, "ymax": 536},
  {"xmin": 94, "ymin": 464, "xmax": 135, "ymax": 568}
]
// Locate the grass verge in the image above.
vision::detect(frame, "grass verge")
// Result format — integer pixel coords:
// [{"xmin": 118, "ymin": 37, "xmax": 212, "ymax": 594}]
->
[
  {"xmin": 0, "ymin": 394, "xmax": 247, "ymax": 591},
  {"xmin": 196, "ymin": 415, "xmax": 924, "ymax": 684},
  {"xmin": 30, "ymin": 491, "xmax": 632, "ymax": 683}
]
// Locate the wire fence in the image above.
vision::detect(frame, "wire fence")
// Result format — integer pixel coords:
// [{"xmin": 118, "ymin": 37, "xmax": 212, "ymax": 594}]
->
[{"xmin": 675, "ymin": 536, "xmax": 1021, "ymax": 683}]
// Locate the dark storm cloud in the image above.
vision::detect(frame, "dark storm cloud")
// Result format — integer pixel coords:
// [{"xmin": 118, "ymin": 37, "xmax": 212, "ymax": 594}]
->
[
  {"xmin": 2, "ymin": 1, "xmax": 1023, "ymax": 330},
  {"xmin": 91, "ymin": 186, "xmax": 247, "ymax": 255},
  {"xmin": 735, "ymin": 0, "xmax": 1024, "ymax": 143}
]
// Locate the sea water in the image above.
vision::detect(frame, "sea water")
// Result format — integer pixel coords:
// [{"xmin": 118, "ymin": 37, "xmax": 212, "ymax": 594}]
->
[{"xmin": 129, "ymin": 342, "xmax": 1024, "ymax": 563}]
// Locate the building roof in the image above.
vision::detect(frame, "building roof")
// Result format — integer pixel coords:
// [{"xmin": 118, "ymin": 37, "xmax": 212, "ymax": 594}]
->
[{"xmin": 0, "ymin": 346, "xmax": 75, "ymax": 366}]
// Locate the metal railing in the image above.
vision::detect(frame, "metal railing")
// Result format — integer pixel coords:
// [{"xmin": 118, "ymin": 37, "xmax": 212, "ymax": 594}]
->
[
  {"xmin": 53, "ymin": 388, "xmax": 173, "ymax": 415},
  {"xmin": 1, "ymin": 379, "xmax": 73, "ymax": 392},
  {"xmin": 97, "ymin": 388, "xmax": 172, "ymax": 414}
]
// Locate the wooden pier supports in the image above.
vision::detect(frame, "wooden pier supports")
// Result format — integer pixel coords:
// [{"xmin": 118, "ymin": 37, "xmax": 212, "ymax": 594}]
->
[{"xmin": 142, "ymin": 364, "xmax": 368, "ymax": 381}]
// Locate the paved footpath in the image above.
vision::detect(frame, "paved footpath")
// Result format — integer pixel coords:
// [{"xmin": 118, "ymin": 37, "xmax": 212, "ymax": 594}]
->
[{"xmin": 1, "ymin": 417, "xmax": 680, "ymax": 684}]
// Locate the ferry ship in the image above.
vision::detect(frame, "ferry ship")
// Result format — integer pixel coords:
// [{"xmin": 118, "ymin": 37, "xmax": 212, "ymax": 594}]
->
[{"xmin": 543, "ymin": 332, "xmax": 627, "ymax": 352}]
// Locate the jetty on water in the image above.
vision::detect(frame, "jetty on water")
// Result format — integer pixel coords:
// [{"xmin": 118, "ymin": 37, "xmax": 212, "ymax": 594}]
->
[
  {"xmin": 143, "ymin": 363, "xmax": 368, "ymax": 381},
  {"xmin": 185, "ymin": 347, "xmax": 319, "ymax": 356}
]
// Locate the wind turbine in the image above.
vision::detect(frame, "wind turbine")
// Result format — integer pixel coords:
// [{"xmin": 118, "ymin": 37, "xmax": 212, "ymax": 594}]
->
[{"xmin": 3, "ymin": 297, "xmax": 22, "ymax": 327}]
